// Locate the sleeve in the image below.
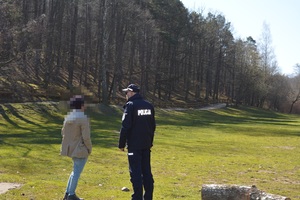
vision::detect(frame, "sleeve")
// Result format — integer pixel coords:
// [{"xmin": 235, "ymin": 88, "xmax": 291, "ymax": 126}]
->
[
  {"xmin": 61, "ymin": 120, "xmax": 65, "ymax": 137},
  {"xmin": 61, "ymin": 127, "xmax": 64, "ymax": 137},
  {"xmin": 151, "ymin": 107, "xmax": 156, "ymax": 144},
  {"xmin": 152, "ymin": 107, "xmax": 156, "ymax": 133},
  {"xmin": 118, "ymin": 102, "xmax": 133, "ymax": 148},
  {"xmin": 81, "ymin": 118, "xmax": 92, "ymax": 154}
]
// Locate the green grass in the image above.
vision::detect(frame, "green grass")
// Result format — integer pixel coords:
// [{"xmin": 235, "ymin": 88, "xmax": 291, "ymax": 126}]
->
[{"xmin": 0, "ymin": 103, "xmax": 299, "ymax": 199}]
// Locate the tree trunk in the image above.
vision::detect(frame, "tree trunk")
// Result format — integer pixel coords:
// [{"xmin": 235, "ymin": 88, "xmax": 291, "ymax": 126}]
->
[
  {"xmin": 67, "ymin": 0, "xmax": 79, "ymax": 90},
  {"xmin": 99, "ymin": 0, "xmax": 109, "ymax": 104}
]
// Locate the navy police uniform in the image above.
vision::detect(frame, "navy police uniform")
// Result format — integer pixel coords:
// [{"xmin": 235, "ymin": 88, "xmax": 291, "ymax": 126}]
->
[{"xmin": 119, "ymin": 84, "xmax": 156, "ymax": 200}]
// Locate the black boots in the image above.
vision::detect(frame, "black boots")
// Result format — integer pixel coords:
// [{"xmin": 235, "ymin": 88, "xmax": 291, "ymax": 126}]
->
[{"xmin": 63, "ymin": 193, "xmax": 83, "ymax": 200}]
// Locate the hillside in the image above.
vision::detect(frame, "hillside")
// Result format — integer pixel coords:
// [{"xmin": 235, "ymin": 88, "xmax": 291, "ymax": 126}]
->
[{"xmin": 1, "ymin": 0, "xmax": 298, "ymax": 113}]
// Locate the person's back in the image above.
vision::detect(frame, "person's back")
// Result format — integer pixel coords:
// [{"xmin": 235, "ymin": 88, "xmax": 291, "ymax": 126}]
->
[
  {"xmin": 61, "ymin": 109, "xmax": 92, "ymax": 158},
  {"xmin": 118, "ymin": 84, "xmax": 156, "ymax": 200},
  {"xmin": 125, "ymin": 94, "xmax": 155, "ymax": 150},
  {"xmin": 60, "ymin": 95, "xmax": 92, "ymax": 200}
]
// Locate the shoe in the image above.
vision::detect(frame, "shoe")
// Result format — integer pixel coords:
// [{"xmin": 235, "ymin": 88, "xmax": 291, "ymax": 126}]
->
[
  {"xmin": 63, "ymin": 193, "xmax": 68, "ymax": 200},
  {"xmin": 67, "ymin": 194, "xmax": 84, "ymax": 200}
]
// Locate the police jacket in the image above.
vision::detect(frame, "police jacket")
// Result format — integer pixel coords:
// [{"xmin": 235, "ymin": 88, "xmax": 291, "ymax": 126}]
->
[{"xmin": 118, "ymin": 93, "xmax": 156, "ymax": 150}]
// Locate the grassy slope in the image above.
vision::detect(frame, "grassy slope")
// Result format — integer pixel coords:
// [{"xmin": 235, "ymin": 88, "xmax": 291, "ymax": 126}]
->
[{"xmin": 0, "ymin": 103, "xmax": 299, "ymax": 199}]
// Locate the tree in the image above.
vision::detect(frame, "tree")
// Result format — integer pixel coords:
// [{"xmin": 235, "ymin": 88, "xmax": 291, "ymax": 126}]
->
[
  {"xmin": 255, "ymin": 22, "xmax": 278, "ymax": 107},
  {"xmin": 264, "ymin": 73, "xmax": 290, "ymax": 111},
  {"xmin": 149, "ymin": 0, "xmax": 189, "ymax": 100},
  {"xmin": 67, "ymin": 0, "xmax": 79, "ymax": 90},
  {"xmin": 187, "ymin": 11, "xmax": 206, "ymax": 101},
  {"xmin": 0, "ymin": 0, "xmax": 297, "ymax": 113},
  {"xmin": 289, "ymin": 64, "xmax": 300, "ymax": 113},
  {"xmin": 0, "ymin": 1, "xmax": 20, "ymax": 66}
]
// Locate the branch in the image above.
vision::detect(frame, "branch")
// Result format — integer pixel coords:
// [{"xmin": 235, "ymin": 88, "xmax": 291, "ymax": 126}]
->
[{"xmin": 0, "ymin": 57, "xmax": 16, "ymax": 68}]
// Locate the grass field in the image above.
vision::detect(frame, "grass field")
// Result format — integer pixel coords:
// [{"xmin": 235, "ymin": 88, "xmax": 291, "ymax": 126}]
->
[{"xmin": 0, "ymin": 102, "xmax": 299, "ymax": 200}]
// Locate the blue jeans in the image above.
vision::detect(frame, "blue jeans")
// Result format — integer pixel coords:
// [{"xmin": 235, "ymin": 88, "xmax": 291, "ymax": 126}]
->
[
  {"xmin": 128, "ymin": 149, "xmax": 154, "ymax": 200},
  {"xmin": 66, "ymin": 157, "xmax": 88, "ymax": 196}
]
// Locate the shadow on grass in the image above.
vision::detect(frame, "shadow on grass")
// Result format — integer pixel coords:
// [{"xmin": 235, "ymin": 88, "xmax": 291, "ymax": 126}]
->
[
  {"xmin": 1, "ymin": 103, "xmax": 299, "ymax": 151},
  {"xmin": 0, "ymin": 103, "xmax": 63, "ymax": 128},
  {"xmin": 157, "ymin": 106, "xmax": 300, "ymax": 137},
  {"xmin": 0, "ymin": 103, "xmax": 122, "ymax": 149},
  {"xmin": 86, "ymin": 105, "xmax": 122, "ymax": 148},
  {"xmin": 3, "ymin": 104, "xmax": 41, "ymax": 126},
  {"xmin": 0, "ymin": 105, "xmax": 20, "ymax": 128},
  {"xmin": 0, "ymin": 129, "xmax": 62, "ymax": 145},
  {"xmin": 0, "ymin": 103, "xmax": 66, "ymax": 146}
]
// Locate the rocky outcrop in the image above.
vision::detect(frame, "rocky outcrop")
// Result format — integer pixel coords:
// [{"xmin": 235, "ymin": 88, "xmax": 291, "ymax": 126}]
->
[{"xmin": 201, "ymin": 184, "xmax": 291, "ymax": 200}]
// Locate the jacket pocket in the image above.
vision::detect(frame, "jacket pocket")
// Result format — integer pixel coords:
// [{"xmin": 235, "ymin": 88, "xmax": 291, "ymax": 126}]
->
[{"xmin": 72, "ymin": 142, "xmax": 89, "ymax": 158}]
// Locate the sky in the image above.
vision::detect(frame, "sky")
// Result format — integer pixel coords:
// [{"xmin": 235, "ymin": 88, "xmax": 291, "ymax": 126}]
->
[{"xmin": 180, "ymin": 0, "xmax": 300, "ymax": 75}]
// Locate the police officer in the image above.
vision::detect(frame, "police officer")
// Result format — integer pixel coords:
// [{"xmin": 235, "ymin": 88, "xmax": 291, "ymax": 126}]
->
[{"xmin": 119, "ymin": 84, "xmax": 156, "ymax": 200}]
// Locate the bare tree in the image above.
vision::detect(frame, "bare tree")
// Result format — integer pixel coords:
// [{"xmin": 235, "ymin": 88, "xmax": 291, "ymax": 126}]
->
[
  {"xmin": 67, "ymin": 0, "xmax": 79, "ymax": 90},
  {"xmin": 289, "ymin": 64, "xmax": 300, "ymax": 113}
]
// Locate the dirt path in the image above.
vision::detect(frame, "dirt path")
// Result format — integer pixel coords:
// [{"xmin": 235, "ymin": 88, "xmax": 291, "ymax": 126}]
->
[{"xmin": 163, "ymin": 103, "xmax": 227, "ymax": 111}]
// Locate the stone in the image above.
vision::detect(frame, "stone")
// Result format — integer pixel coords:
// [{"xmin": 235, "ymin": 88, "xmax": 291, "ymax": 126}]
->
[
  {"xmin": 121, "ymin": 187, "xmax": 130, "ymax": 192},
  {"xmin": 201, "ymin": 184, "xmax": 252, "ymax": 200},
  {"xmin": 0, "ymin": 183, "xmax": 22, "ymax": 194},
  {"xmin": 201, "ymin": 184, "xmax": 291, "ymax": 200}
]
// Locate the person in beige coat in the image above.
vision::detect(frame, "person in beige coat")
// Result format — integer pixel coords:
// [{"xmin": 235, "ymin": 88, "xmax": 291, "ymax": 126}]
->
[{"xmin": 61, "ymin": 95, "xmax": 92, "ymax": 200}]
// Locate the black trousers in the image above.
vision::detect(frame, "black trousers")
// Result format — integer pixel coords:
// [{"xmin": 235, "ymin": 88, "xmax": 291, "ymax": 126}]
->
[{"xmin": 127, "ymin": 149, "xmax": 154, "ymax": 200}]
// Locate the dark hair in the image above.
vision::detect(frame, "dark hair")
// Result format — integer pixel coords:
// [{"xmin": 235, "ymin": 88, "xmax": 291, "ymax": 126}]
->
[{"xmin": 69, "ymin": 95, "xmax": 84, "ymax": 109}]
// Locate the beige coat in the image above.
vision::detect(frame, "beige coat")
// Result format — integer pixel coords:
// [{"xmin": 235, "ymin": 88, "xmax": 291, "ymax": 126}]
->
[{"xmin": 60, "ymin": 110, "xmax": 92, "ymax": 158}]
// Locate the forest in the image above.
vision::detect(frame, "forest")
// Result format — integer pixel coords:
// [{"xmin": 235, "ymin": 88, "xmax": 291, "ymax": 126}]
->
[{"xmin": 1, "ymin": 0, "xmax": 300, "ymax": 113}]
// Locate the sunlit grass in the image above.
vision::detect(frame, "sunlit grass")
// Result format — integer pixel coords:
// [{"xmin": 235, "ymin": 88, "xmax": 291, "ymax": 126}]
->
[{"xmin": 0, "ymin": 103, "xmax": 299, "ymax": 199}]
